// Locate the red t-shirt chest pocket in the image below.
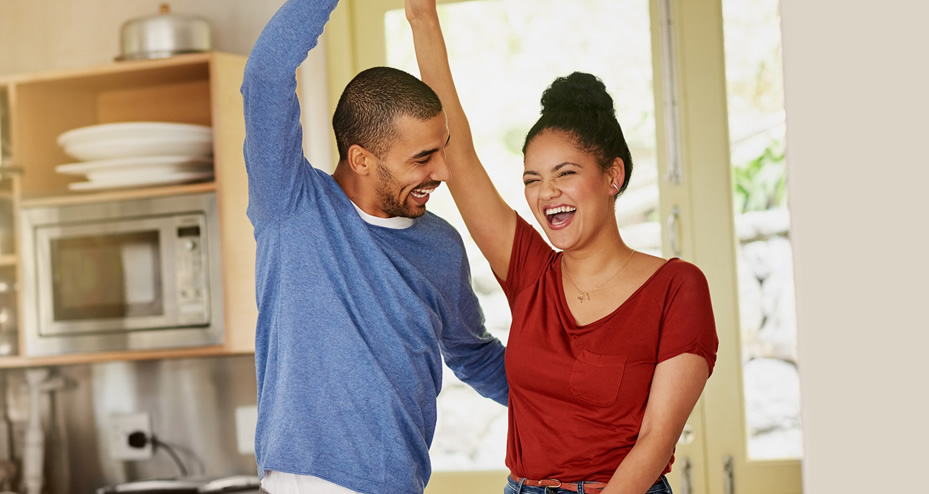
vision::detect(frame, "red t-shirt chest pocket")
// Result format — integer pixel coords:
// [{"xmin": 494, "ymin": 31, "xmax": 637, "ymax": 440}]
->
[{"xmin": 569, "ymin": 349, "xmax": 628, "ymax": 407}]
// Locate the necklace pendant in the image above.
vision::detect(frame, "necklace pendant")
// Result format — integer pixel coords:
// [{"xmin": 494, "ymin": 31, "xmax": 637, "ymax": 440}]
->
[{"xmin": 577, "ymin": 292, "xmax": 590, "ymax": 303}]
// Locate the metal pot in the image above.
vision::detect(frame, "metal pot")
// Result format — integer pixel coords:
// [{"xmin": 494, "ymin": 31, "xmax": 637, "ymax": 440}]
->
[{"xmin": 116, "ymin": 3, "xmax": 212, "ymax": 61}]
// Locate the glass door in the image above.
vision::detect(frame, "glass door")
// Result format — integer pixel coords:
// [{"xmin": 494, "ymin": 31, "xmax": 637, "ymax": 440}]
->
[
  {"xmin": 656, "ymin": 0, "xmax": 803, "ymax": 492},
  {"xmin": 722, "ymin": 0, "xmax": 802, "ymax": 462}
]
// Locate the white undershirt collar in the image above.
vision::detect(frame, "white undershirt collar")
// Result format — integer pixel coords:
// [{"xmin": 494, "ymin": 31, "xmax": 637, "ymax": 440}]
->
[{"xmin": 350, "ymin": 200, "xmax": 415, "ymax": 229}]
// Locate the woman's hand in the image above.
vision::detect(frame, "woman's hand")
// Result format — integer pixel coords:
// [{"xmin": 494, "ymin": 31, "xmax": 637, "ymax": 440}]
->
[{"xmin": 405, "ymin": 0, "xmax": 438, "ymax": 22}]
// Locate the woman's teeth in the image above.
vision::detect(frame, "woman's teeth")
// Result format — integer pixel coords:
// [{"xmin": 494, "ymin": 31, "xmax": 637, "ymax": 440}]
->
[{"xmin": 545, "ymin": 206, "xmax": 576, "ymax": 215}]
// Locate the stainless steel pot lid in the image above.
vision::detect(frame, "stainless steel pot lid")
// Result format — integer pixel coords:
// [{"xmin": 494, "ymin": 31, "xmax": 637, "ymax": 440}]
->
[{"xmin": 116, "ymin": 4, "xmax": 212, "ymax": 62}]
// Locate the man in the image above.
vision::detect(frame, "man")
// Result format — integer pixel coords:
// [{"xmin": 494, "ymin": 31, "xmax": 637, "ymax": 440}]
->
[{"xmin": 241, "ymin": 1, "xmax": 508, "ymax": 493}]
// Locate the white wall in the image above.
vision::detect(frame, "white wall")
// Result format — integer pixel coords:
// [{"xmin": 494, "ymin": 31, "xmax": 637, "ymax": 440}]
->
[
  {"xmin": 781, "ymin": 1, "xmax": 929, "ymax": 491},
  {"xmin": 0, "ymin": 0, "xmax": 286, "ymax": 76}
]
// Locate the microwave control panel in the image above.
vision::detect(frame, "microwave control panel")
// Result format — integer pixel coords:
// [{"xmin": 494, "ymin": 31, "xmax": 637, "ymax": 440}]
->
[{"xmin": 175, "ymin": 214, "xmax": 210, "ymax": 325}]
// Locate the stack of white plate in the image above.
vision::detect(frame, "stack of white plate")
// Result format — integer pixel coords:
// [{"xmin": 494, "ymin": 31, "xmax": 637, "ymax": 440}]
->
[{"xmin": 56, "ymin": 122, "xmax": 214, "ymax": 191}]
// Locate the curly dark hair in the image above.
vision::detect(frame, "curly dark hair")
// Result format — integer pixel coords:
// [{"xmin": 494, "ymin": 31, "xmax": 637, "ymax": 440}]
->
[{"xmin": 523, "ymin": 72, "xmax": 633, "ymax": 195}]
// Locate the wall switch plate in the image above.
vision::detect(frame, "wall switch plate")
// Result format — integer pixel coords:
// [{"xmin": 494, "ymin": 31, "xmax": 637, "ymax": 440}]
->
[
  {"xmin": 109, "ymin": 412, "xmax": 152, "ymax": 461},
  {"xmin": 234, "ymin": 405, "xmax": 257, "ymax": 455}
]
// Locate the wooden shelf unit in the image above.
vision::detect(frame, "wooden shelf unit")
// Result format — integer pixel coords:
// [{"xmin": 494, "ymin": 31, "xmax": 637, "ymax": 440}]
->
[
  {"xmin": 7, "ymin": 53, "xmax": 217, "ymax": 201},
  {"xmin": 0, "ymin": 52, "xmax": 258, "ymax": 367}
]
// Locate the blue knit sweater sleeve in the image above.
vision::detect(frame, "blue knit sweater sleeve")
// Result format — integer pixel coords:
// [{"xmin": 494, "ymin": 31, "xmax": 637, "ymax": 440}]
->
[
  {"xmin": 241, "ymin": 0, "xmax": 339, "ymax": 223},
  {"xmin": 439, "ymin": 243, "xmax": 509, "ymax": 406}
]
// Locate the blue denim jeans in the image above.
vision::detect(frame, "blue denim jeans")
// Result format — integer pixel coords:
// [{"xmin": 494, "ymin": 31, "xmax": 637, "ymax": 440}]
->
[{"xmin": 504, "ymin": 475, "xmax": 672, "ymax": 494}]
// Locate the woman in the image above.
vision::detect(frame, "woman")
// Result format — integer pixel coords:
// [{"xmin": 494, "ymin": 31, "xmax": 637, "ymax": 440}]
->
[{"xmin": 406, "ymin": 2, "xmax": 719, "ymax": 493}]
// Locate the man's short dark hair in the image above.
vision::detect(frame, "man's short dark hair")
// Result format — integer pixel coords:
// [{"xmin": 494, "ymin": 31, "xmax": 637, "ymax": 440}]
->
[{"xmin": 332, "ymin": 66, "xmax": 444, "ymax": 161}]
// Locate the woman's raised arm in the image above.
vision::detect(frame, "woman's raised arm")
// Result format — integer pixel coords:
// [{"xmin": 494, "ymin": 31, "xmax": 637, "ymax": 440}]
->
[{"xmin": 406, "ymin": 0, "xmax": 516, "ymax": 280}]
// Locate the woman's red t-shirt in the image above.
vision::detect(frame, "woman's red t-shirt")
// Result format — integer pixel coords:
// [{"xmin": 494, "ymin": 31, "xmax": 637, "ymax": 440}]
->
[{"xmin": 499, "ymin": 215, "xmax": 718, "ymax": 483}]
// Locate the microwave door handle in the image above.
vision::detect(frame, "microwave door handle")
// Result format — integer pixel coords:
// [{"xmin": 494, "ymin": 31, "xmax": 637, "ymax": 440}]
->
[{"xmin": 159, "ymin": 224, "xmax": 179, "ymax": 323}]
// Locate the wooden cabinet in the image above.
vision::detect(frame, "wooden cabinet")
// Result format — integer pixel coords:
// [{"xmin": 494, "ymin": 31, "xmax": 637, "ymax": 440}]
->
[{"xmin": 0, "ymin": 52, "xmax": 257, "ymax": 367}]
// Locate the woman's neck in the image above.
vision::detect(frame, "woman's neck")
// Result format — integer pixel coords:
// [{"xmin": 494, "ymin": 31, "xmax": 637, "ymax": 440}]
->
[{"xmin": 561, "ymin": 223, "xmax": 632, "ymax": 278}]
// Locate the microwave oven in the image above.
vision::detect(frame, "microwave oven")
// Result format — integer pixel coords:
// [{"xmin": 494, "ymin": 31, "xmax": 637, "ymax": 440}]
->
[{"xmin": 19, "ymin": 192, "xmax": 224, "ymax": 356}]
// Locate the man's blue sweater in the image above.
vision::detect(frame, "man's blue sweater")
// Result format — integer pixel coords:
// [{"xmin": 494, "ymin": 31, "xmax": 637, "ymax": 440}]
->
[{"xmin": 241, "ymin": 1, "xmax": 508, "ymax": 493}]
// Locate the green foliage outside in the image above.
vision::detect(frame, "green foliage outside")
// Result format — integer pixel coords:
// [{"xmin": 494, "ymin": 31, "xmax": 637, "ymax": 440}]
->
[{"xmin": 733, "ymin": 140, "xmax": 786, "ymax": 213}]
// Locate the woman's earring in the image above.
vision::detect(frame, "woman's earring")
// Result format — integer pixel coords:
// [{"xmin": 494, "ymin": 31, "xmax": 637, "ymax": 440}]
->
[{"xmin": 611, "ymin": 183, "xmax": 620, "ymax": 194}]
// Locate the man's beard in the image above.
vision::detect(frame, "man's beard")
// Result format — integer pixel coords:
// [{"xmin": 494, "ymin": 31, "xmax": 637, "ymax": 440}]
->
[{"xmin": 376, "ymin": 161, "xmax": 427, "ymax": 219}]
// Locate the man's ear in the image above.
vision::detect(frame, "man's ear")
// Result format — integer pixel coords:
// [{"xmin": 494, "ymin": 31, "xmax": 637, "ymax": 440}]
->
[{"xmin": 347, "ymin": 144, "xmax": 376, "ymax": 176}]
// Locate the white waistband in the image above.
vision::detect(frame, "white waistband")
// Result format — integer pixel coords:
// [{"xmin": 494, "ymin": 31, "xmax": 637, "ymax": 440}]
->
[{"xmin": 261, "ymin": 471, "xmax": 360, "ymax": 494}]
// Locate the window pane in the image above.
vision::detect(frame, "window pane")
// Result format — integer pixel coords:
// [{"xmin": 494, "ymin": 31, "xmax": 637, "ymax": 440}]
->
[
  {"xmin": 385, "ymin": 0, "xmax": 658, "ymax": 471},
  {"xmin": 722, "ymin": 0, "xmax": 803, "ymax": 460}
]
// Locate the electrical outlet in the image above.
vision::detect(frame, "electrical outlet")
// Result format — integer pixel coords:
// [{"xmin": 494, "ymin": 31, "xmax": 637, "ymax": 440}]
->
[
  {"xmin": 109, "ymin": 412, "xmax": 152, "ymax": 461},
  {"xmin": 234, "ymin": 405, "xmax": 257, "ymax": 455}
]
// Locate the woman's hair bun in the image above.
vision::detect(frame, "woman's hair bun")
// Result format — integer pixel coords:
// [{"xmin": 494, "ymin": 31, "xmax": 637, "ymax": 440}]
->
[{"xmin": 540, "ymin": 72, "xmax": 614, "ymax": 115}]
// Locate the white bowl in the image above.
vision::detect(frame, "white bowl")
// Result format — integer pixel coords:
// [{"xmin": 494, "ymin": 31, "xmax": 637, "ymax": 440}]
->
[
  {"xmin": 63, "ymin": 136, "xmax": 213, "ymax": 161},
  {"xmin": 68, "ymin": 171, "xmax": 215, "ymax": 191},
  {"xmin": 87, "ymin": 163, "xmax": 213, "ymax": 183},
  {"xmin": 56, "ymin": 155, "xmax": 213, "ymax": 176},
  {"xmin": 57, "ymin": 122, "xmax": 212, "ymax": 148}
]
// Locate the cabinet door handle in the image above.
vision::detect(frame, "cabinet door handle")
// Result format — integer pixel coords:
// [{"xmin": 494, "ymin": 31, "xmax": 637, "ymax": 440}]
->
[
  {"xmin": 679, "ymin": 457, "xmax": 692, "ymax": 494},
  {"xmin": 723, "ymin": 455, "xmax": 735, "ymax": 494},
  {"xmin": 678, "ymin": 423, "xmax": 695, "ymax": 446},
  {"xmin": 658, "ymin": 0, "xmax": 683, "ymax": 185},
  {"xmin": 668, "ymin": 205, "xmax": 681, "ymax": 257}
]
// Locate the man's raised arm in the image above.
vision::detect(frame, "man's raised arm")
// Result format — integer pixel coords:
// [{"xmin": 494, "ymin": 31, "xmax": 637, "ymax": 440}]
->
[{"xmin": 241, "ymin": 0, "xmax": 339, "ymax": 223}]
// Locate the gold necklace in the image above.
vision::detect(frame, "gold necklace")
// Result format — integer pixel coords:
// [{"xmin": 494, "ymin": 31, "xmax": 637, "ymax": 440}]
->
[{"xmin": 562, "ymin": 249, "xmax": 636, "ymax": 304}]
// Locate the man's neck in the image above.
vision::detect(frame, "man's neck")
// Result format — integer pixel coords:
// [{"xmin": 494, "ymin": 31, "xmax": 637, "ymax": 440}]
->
[
  {"xmin": 331, "ymin": 163, "xmax": 375, "ymax": 214},
  {"xmin": 332, "ymin": 163, "xmax": 414, "ymax": 229}
]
